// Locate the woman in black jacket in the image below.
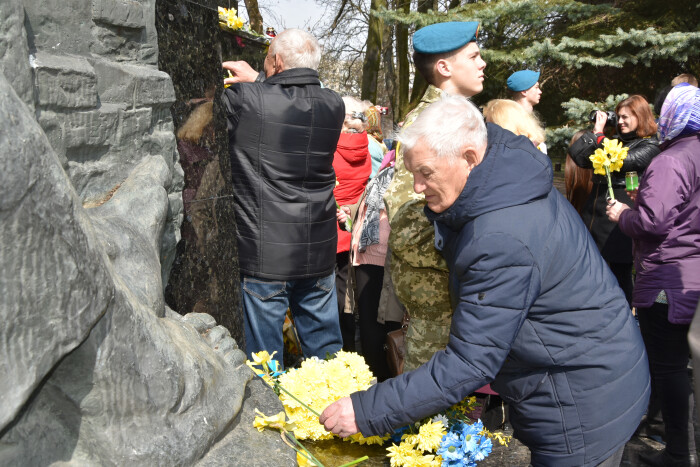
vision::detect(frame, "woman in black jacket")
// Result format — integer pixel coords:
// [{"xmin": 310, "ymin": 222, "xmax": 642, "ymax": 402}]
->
[{"xmin": 569, "ymin": 95, "xmax": 660, "ymax": 305}]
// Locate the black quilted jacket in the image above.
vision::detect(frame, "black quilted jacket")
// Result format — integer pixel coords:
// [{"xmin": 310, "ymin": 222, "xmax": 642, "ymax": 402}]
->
[{"xmin": 222, "ymin": 68, "xmax": 344, "ymax": 279}]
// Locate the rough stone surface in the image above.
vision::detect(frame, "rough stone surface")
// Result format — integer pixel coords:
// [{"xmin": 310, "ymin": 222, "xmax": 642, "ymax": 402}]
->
[
  {"xmin": 0, "ymin": 72, "xmax": 113, "ymax": 433},
  {"xmin": 0, "ymin": 0, "xmax": 292, "ymax": 464},
  {"xmin": 92, "ymin": 0, "xmax": 146, "ymax": 29},
  {"xmin": 34, "ymin": 52, "xmax": 98, "ymax": 109},
  {"xmin": 0, "ymin": 0, "xmax": 34, "ymax": 112},
  {"xmin": 94, "ymin": 59, "xmax": 175, "ymax": 108}
]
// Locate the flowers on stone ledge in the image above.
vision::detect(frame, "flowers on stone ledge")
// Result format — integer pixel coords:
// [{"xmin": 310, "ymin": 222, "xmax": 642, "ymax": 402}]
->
[
  {"xmin": 247, "ymin": 351, "xmax": 509, "ymax": 466},
  {"xmin": 218, "ymin": 6, "xmax": 244, "ymax": 31}
]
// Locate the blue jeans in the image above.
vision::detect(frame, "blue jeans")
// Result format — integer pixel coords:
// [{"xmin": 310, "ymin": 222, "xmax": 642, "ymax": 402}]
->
[{"xmin": 241, "ymin": 273, "xmax": 342, "ymax": 367}]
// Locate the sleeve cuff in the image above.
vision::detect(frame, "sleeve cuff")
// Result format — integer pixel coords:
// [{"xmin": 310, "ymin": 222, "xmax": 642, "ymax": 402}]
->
[{"xmin": 350, "ymin": 390, "xmax": 392, "ymax": 437}]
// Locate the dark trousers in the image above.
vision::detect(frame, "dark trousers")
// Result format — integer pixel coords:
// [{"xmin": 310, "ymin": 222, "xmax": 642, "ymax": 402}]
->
[
  {"xmin": 609, "ymin": 262, "xmax": 634, "ymax": 307},
  {"xmin": 336, "ymin": 252, "xmax": 355, "ymax": 351},
  {"xmin": 638, "ymin": 302, "xmax": 696, "ymax": 457},
  {"xmin": 355, "ymin": 264, "xmax": 401, "ymax": 382}
]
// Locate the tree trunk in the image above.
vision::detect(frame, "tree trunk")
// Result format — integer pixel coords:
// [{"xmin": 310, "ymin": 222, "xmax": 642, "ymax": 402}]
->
[
  {"xmin": 243, "ymin": 0, "xmax": 263, "ymax": 34},
  {"xmin": 395, "ymin": 0, "xmax": 410, "ymax": 120},
  {"xmin": 382, "ymin": 18, "xmax": 396, "ymax": 129},
  {"xmin": 406, "ymin": 0, "xmax": 432, "ymax": 111},
  {"xmin": 361, "ymin": 0, "xmax": 386, "ymax": 103}
]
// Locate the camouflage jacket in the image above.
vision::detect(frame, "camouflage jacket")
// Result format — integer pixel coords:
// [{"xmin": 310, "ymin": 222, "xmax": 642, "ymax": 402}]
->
[{"xmin": 383, "ymin": 85, "xmax": 453, "ymax": 371}]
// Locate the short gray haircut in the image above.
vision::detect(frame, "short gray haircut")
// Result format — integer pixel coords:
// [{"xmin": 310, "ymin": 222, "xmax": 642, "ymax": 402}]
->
[
  {"xmin": 269, "ymin": 29, "xmax": 322, "ymax": 70},
  {"xmin": 397, "ymin": 95, "xmax": 487, "ymax": 164}
]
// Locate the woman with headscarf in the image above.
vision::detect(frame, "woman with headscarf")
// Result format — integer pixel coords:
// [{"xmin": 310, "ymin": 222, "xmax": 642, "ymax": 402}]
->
[
  {"xmin": 569, "ymin": 95, "xmax": 661, "ymax": 306},
  {"xmin": 607, "ymin": 83, "xmax": 700, "ymax": 467}
]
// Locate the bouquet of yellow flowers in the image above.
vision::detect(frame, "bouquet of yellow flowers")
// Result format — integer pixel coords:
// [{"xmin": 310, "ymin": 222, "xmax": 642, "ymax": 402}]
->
[
  {"xmin": 247, "ymin": 351, "xmax": 510, "ymax": 467},
  {"xmin": 589, "ymin": 138, "xmax": 629, "ymax": 201},
  {"xmin": 218, "ymin": 6, "xmax": 245, "ymax": 31}
]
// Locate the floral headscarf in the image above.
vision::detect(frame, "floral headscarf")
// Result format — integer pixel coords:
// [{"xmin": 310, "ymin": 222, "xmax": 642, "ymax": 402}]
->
[{"xmin": 657, "ymin": 83, "xmax": 700, "ymax": 143}]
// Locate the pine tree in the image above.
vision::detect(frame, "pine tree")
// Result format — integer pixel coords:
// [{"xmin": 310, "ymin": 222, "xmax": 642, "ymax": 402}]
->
[{"xmin": 371, "ymin": 0, "xmax": 700, "ymax": 156}]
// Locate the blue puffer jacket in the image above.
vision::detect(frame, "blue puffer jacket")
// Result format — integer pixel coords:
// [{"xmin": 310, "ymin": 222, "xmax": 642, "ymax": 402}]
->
[{"xmin": 350, "ymin": 123, "xmax": 650, "ymax": 466}]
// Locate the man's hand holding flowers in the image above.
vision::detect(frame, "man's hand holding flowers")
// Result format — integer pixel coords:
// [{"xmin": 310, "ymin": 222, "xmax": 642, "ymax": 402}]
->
[{"xmin": 320, "ymin": 396, "xmax": 360, "ymax": 438}]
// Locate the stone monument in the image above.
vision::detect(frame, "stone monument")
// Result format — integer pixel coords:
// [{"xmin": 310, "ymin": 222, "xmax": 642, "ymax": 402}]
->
[{"xmin": 0, "ymin": 0, "xmax": 294, "ymax": 464}]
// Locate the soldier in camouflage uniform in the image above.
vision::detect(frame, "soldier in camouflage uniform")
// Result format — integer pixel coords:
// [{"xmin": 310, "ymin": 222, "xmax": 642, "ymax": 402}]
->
[{"xmin": 383, "ymin": 21, "xmax": 486, "ymax": 371}]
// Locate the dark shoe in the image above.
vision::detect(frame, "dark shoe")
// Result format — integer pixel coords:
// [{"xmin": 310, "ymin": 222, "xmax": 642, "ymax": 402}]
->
[
  {"xmin": 640, "ymin": 449, "xmax": 698, "ymax": 467},
  {"xmin": 635, "ymin": 419, "xmax": 666, "ymax": 442}
]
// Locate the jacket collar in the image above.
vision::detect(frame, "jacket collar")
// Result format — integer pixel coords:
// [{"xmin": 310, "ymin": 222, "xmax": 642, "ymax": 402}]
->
[
  {"xmin": 264, "ymin": 68, "xmax": 321, "ymax": 86},
  {"xmin": 659, "ymin": 132, "xmax": 700, "ymax": 151}
]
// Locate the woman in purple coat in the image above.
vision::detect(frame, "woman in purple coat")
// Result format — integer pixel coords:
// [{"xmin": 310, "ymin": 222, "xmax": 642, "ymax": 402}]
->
[{"xmin": 607, "ymin": 82, "xmax": 700, "ymax": 467}]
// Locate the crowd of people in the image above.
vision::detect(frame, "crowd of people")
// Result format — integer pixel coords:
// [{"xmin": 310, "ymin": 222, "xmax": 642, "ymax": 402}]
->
[{"xmin": 216, "ymin": 22, "xmax": 700, "ymax": 467}]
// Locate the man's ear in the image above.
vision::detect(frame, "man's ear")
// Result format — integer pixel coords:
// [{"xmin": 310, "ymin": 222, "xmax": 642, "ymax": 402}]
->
[
  {"xmin": 435, "ymin": 58, "xmax": 452, "ymax": 79},
  {"xmin": 462, "ymin": 146, "xmax": 484, "ymax": 169},
  {"xmin": 274, "ymin": 54, "xmax": 285, "ymax": 74}
]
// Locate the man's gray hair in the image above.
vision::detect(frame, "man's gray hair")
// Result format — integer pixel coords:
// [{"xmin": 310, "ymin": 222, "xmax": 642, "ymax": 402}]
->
[
  {"xmin": 397, "ymin": 95, "xmax": 487, "ymax": 163},
  {"xmin": 269, "ymin": 29, "xmax": 322, "ymax": 70}
]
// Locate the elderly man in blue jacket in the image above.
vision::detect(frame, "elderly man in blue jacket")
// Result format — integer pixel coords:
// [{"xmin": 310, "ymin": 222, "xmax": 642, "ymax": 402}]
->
[{"xmin": 321, "ymin": 96, "xmax": 650, "ymax": 467}]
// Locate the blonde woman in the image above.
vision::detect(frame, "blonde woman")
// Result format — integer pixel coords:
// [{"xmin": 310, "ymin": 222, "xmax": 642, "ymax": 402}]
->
[{"xmin": 483, "ymin": 99, "xmax": 546, "ymax": 151}]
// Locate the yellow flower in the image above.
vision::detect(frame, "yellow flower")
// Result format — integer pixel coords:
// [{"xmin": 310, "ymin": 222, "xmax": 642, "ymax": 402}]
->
[
  {"xmin": 589, "ymin": 138, "xmax": 628, "ymax": 176},
  {"xmin": 217, "ymin": 6, "xmax": 245, "ymax": 31},
  {"xmin": 345, "ymin": 433, "xmax": 388, "ymax": 445},
  {"xmin": 387, "ymin": 441, "xmax": 418, "ymax": 467},
  {"xmin": 250, "ymin": 350, "xmax": 277, "ymax": 366},
  {"xmin": 415, "ymin": 420, "xmax": 447, "ymax": 452},
  {"xmin": 590, "ymin": 148, "xmax": 610, "ymax": 175},
  {"xmin": 297, "ymin": 451, "xmax": 315, "ymax": 467},
  {"xmin": 232, "ymin": 16, "xmax": 245, "ymax": 29},
  {"xmin": 253, "ymin": 409, "xmax": 296, "ymax": 432},
  {"xmin": 403, "ymin": 452, "xmax": 439, "ymax": 467}
]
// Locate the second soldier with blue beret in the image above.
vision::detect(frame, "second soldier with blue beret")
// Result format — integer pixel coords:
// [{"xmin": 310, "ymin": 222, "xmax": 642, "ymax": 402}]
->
[
  {"xmin": 508, "ymin": 69, "xmax": 547, "ymax": 153},
  {"xmin": 507, "ymin": 69, "xmax": 542, "ymax": 113}
]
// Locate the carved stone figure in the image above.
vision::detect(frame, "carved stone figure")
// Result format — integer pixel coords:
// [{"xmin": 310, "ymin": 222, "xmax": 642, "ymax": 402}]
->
[{"xmin": 0, "ymin": 0, "xmax": 293, "ymax": 464}]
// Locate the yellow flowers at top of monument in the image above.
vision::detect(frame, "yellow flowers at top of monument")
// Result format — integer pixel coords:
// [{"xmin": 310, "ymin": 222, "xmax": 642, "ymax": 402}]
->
[
  {"xmin": 218, "ymin": 6, "xmax": 245, "ymax": 30},
  {"xmin": 253, "ymin": 409, "xmax": 296, "ymax": 432},
  {"xmin": 590, "ymin": 138, "xmax": 628, "ymax": 176}
]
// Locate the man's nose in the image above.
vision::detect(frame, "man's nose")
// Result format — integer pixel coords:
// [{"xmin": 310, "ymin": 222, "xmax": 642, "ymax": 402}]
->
[{"xmin": 413, "ymin": 179, "xmax": 425, "ymax": 194}]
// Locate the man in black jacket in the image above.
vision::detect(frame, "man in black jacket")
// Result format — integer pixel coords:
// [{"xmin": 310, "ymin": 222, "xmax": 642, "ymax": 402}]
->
[{"xmin": 222, "ymin": 29, "xmax": 344, "ymax": 365}]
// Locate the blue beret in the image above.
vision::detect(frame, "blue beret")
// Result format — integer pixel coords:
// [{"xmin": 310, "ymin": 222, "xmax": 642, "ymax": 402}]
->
[
  {"xmin": 413, "ymin": 22, "xmax": 480, "ymax": 55},
  {"xmin": 507, "ymin": 70, "xmax": 540, "ymax": 92}
]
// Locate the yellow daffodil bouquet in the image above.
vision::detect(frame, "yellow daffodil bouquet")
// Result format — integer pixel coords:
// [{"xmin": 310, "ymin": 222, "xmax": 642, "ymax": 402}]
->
[
  {"xmin": 247, "ymin": 351, "xmax": 373, "ymax": 466},
  {"xmin": 589, "ymin": 138, "xmax": 628, "ymax": 201},
  {"xmin": 217, "ymin": 6, "xmax": 245, "ymax": 31}
]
